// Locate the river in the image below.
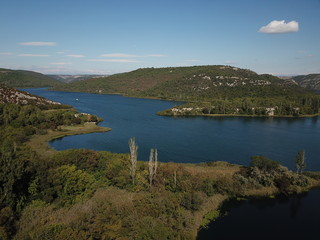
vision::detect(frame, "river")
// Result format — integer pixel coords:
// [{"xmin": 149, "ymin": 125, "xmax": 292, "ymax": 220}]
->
[
  {"xmin": 24, "ymin": 88, "xmax": 320, "ymax": 171},
  {"xmin": 197, "ymin": 189, "xmax": 320, "ymax": 240},
  {"xmin": 23, "ymin": 88, "xmax": 320, "ymax": 239}
]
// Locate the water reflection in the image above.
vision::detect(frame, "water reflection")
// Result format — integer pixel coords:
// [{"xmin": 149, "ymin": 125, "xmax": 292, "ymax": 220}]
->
[
  {"xmin": 197, "ymin": 190, "xmax": 320, "ymax": 240},
  {"xmin": 21, "ymin": 88, "xmax": 320, "ymax": 171}
]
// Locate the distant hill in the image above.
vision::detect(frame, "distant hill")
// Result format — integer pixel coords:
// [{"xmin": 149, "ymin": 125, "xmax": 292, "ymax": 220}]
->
[
  {"xmin": 292, "ymin": 74, "xmax": 320, "ymax": 91},
  {"xmin": 0, "ymin": 68, "xmax": 63, "ymax": 88},
  {"xmin": 0, "ymin": 85, "xmax": 61, "ymax": 105},
  {"xmin": 48, "ymin": 74, "xmax": 109, "ymax": 83},
  {"xmin": 53, "ymin": 65, "xmax": 309, "ymax": 100},
  {"xmin": 53, "ymin": 65, "xmax": 320, "ymax": 117}
]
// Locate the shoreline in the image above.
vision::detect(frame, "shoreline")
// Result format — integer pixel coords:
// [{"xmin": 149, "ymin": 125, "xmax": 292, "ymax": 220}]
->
[
  {"xmin": 24, "ymin": 120, "xmax": 320, "ymax": 239},
  {"xmin": 50, "ymin": 88, "xmax": 320, "ymax": 118},
  {"xmin": 26, "ymin": 122, "xmax": 110, "ymax": 158},
  {"xmin": 158, "ymin": 112, "xmax": 320, "ymax": 118}
]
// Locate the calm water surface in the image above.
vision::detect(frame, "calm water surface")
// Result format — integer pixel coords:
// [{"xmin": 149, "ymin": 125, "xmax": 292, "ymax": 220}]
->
[
  {"xmin": 197, "ymin": 189, "xmax": 320, "ymax": 240},
  {"xmin": 24, "ymin": 88, "xmax": 320, "ymax": 171},
  {"xmin": 24, "ymin": 88, "xmax": 320, "ymax": 238}
]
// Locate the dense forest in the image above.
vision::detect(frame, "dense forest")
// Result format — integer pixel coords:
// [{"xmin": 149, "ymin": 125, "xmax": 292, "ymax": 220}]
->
[
  {"xmin": 1, "ymin": 98, "xmax": 320, "ymax": 239},
  {"xmin": 53, "ymin": 65, "xmax": 320, "ymax": 117}
]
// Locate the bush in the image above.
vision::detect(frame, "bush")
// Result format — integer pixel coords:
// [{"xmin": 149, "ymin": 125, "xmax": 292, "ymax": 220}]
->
[
  {"xmin": 181, "ymin": 192, "xmax": 204, "ymax": 211},
  {"xmin": 250, "ymin": 155, "xmax": 280, "ymax": 172}
]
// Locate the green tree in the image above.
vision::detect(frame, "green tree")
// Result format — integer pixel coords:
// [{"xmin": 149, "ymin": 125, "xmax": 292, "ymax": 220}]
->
[{"xmin": 0, "ymin": 139, "xmax": 31, "ymax": 210}]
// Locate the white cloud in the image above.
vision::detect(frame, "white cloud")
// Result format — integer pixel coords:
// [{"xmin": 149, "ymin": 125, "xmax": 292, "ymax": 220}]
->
[
  {"xmin": 259, "ymin": 20, "xmax": 299, "ymax": 34},
  {"xmin": 19, "ymin": 42, "xmax": 57, "ymax": 46},
  {"xmin": 89, "ymin": 59, "xmax": 139, "ymax": 63},
  {"xmin": 50, "ymin": 62, "xmax": 72, "ymax": 65},
  {"xmin": 18, "ymin": 54, "xmax": 50, "ymax": 57},
  {"xmin": 56, "ymin": 51, "xmax": 65, "ymax": 54},
  {"xmin": 101, "ymin": 53, "xmax": 138, "ymax": 58},
  {"xmin": 66, "ymin": 54, "xmax": 85, "ymax": 58}
]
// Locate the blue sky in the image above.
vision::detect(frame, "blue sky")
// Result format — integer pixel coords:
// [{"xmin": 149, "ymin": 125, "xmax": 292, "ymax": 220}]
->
[{"xmin": 0, "ymin": 0, "xmax": 319, "ymax": 75}]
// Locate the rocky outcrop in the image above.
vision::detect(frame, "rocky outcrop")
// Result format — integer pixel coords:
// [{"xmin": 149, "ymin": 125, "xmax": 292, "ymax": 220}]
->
[{"xmin": 0, "ymin": 86, "xmax": 60, "ymax": 105}]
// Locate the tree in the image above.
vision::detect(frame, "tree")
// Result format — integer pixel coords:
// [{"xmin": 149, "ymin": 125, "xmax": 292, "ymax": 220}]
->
[
  {"xmin": 296, "ymin": 150, "xmax": 306, "ymax": 174},
  {"xmin": 128, "ymin": 137, "xmax": 138, "ymax": 185},
  {"xmin": 148, "ymin": 148, "xmax": 158, "ymax": 187},
  {"xmin": 250, "ymin": 155, "xmax": 280, "ymax": 172}
]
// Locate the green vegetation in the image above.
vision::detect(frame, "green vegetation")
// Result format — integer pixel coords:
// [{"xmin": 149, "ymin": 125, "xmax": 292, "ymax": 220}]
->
[
  {"xmin": 1, "ymin": 88, "xmax": 320, "ymax": 239},
  {"xmin": 0, "ymin": 68, "xmax": 63, "ymax": 88},
  {"xmin": 53, "ymin": 65, "xmax": 320, "ymax": 117},
  {"xmin": 1, "ymin": 104, "xmax": 319, "ymax": 239}
]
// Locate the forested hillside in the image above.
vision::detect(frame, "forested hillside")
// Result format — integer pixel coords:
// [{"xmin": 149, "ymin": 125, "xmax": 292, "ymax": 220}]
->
[
  {"xmin": 0, "ymin": 68, "xmax": 63, "ymax": 88},
  {"xmin": 53, "ymin": 65, "xmax": 320, "ymax": 117}
]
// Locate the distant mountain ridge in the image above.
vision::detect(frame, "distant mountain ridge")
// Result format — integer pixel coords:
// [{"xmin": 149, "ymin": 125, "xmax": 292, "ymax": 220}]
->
[
  {"xmin": 53, "ymin": 65, "xmax": 309, "ymax": 100},
  {"xmin": 48, "ymin": 74, "xmax": 109, "ymax": 83},
  {"xmin": 0, "ymin": 68, "xmax": 63, "ymax": 88},
  {"xmin": 292, "ymin": 74, "xmax": 320, "ymax": 91}
]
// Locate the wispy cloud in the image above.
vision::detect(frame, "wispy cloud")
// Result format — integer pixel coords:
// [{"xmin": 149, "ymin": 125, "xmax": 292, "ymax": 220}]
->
[
  {"xmin": 66, "ymin": 54, "xmax": 85, "ymax": 58},
  {"xmin": 144, "ymin": 54, "xmax": 165, "ymax": 57},
  {"xmin": 25, "ymin": 66, "xmax": 112, "ymax": 75},
  {"xmin": 0, "ymin": 52, "xmax": 13, "ymax": 55},
  {"xmin": 50, "ymin": 62, "xmax": 72, "ymax": 65},
  {"xmin": 225, "ymin": 60, "xmax": 237, "ymax": 65},
  {"xmin": 100, "ymin": 53, "xmax": 165, "ymax": 58},
  {"xmin": 184, "ymin": 59, "xmax": 200, "ymax": 62},
  {"xmin": 89, "ymin": 59, "xmax": 139, "ymax": 63},
  {"xmin": 101, "ymin": 53, "xmax": 138, "ymax": 58},
  {"xmin": 56, "ymin": 51, "xmax": 65, "ymax": 54},
  {"xmin": 18, "ymin": 54, "xmax": 50, "ymax": 57},
  {"xmin": 295, "ymin": 50, "xmax": 315, "ymax": 60},
  {"xmin": 19, "ymin": 42, "xmax": 57, "ymax": 46},
  {"xmin": 259, "ymin": 20, "xmax": 299, "ymax": 34}
]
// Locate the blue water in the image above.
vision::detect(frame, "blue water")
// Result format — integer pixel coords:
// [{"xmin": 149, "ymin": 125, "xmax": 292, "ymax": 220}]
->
[
  {"xmin": 23, "ymin": 88, "xmax": 320, "ymax": 171},
  {"xmin": 23, "ymin": 88, "xmax": 320, "ymax": 238},
  {"xmin": 197, "ymin": 189, "xmax": 320, "ymax": 240}
]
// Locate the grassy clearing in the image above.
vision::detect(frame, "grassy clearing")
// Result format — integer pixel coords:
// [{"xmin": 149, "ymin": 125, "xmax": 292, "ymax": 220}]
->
[{"xmin": 26, "ymin": 122, "xmax": 110, "ymax": 158}]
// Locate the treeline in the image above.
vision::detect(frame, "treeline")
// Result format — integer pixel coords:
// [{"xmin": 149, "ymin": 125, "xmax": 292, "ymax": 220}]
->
[
  {"xmin": 159, "ymin": 95, "xmax": 320, "ymax": 117},
  {"xmin": 0, "ymin": 103, "xmax": 99, "ymax": 131}
]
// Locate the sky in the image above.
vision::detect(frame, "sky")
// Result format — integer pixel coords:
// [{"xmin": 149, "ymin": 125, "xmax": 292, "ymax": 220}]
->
[{"xmin": 0, "ymin": 0, "xmax": 319, "ymax": 75}]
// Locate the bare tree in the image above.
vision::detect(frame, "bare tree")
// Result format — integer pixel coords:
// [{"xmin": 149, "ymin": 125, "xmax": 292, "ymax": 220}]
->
[
  {"xmin": 296, "ymin": 150, "xmax": 306, "ymax": 174},
  {"xmin": 129, "ymin": 137, "xmax": 138, "ymax": 184},
  {"xmin": 148, "ymin": 148, "xmax": 158, "ymax": 187}
]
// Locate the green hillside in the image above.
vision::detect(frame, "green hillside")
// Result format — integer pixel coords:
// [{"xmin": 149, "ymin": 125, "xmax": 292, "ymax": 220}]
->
[
  {"xmin": 0, "ymin": 68, "xmax": 63, "ymax": 88},
  {"xmin": 53, "ymin": 65, "xmax": 320, "ymax": 117},
  {"xmin": 53, "ymin": 65, "xmax": 308, "ymax": 98}
]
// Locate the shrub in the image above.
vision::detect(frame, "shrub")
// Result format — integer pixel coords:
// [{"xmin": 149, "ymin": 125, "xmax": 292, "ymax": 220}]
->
[
  {"xmin": 181, "ymin": 192, "xmax": 204, "ymax": 211},
  {"xmin": 250, "ymin": 155, "xmax": 280, "ymax": 172}
]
